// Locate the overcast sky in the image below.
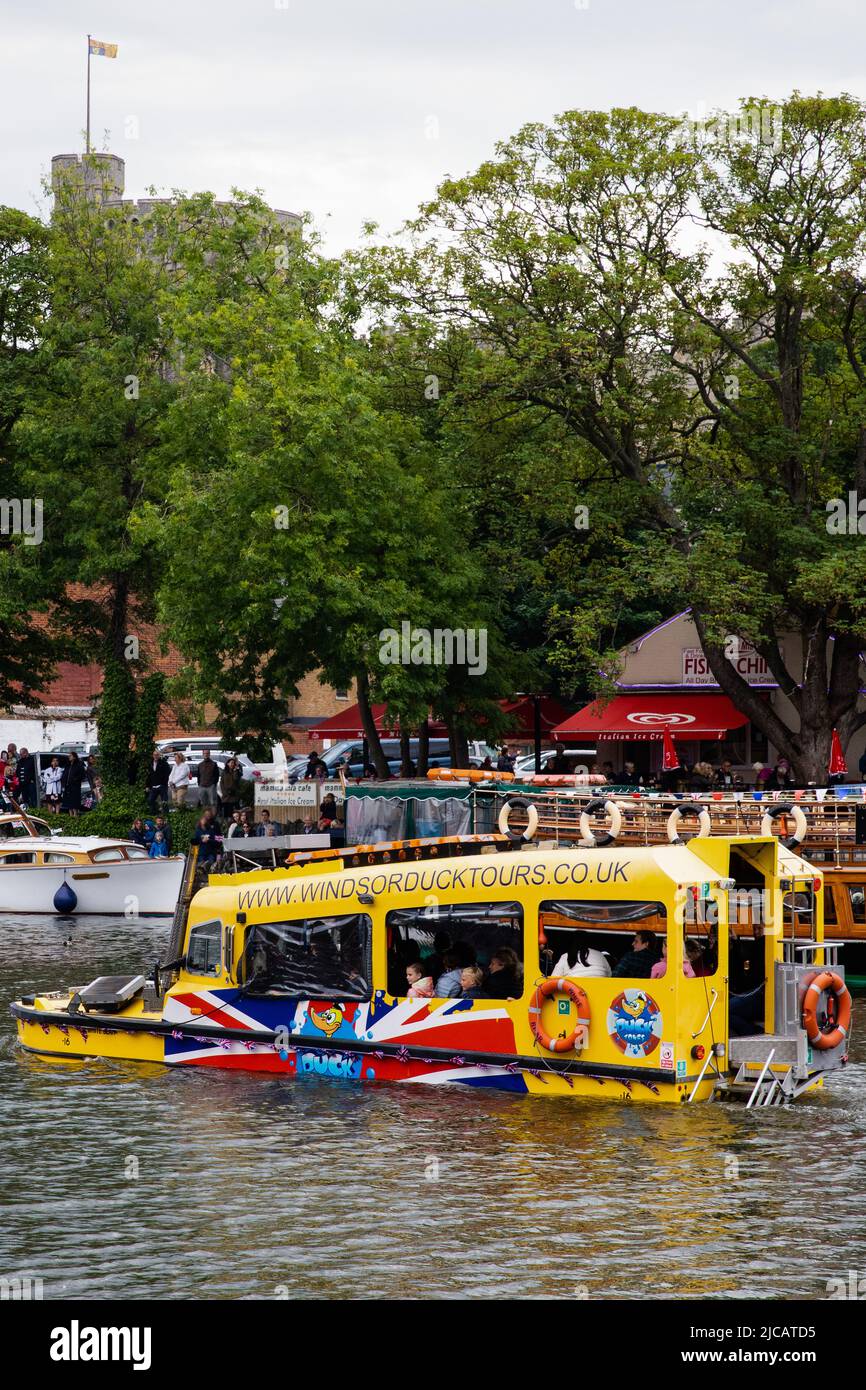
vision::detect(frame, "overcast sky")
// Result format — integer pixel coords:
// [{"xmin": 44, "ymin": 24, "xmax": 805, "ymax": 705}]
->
[{"xmin": 2, "ymin": 0, "xmax": 865, "ymax": 253}]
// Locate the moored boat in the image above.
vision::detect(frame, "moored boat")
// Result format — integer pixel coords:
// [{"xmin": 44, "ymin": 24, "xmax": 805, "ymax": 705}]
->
[
  {"xmin": 11, "ymin": 818, "xmax": 851, "ymax": 1104},
  {"xmin": 0, "ymin": 809, "xmax": 185, "ymax": 915}
]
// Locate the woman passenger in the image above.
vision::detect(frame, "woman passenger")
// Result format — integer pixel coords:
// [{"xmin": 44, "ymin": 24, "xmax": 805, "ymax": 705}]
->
[
  {"xmin": 485, "ymin": 947, "xmax": 522, "ymax": 999},
  {"xmin": 685, "ymin": 940, "xmax": 707, "ymax": 975},
  {"xmin": 650, "ymin": 940, "xmax": 696, "ymax": 979},
  {"xmin": 552, "ymin": 943, "xmax": 611, "ymax": 978}
]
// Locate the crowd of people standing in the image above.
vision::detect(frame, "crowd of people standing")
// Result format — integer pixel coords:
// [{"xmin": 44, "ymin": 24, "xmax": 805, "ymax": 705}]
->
[{"xmin": 0, "ymin": 744, "xmax": 101, "ymax": 816}]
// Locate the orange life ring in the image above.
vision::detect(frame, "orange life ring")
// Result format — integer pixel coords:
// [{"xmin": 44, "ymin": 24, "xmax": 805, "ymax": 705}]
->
[
  {"xmin": 802, "ymin": 970, "xmax": 851, "ymax": 1051},
  {"xmin": 528, "ymin": 977, "xmax": 591, "ymax": 1053}
]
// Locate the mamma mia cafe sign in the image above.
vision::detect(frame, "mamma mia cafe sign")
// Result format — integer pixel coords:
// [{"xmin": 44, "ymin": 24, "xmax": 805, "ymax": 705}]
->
[{"xmin": 682, "ymin": 643, "xmax": 772, "ymax": 686}]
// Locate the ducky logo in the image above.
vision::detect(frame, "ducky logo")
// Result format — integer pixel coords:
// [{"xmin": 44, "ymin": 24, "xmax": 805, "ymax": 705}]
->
[
  {"xmin": 308, "ymin": 1003, "xmax": 345, "ymax": 1038},
  {"xmin": 607, "ymin": 989, "xmax": 662, "ymax": 1058}
]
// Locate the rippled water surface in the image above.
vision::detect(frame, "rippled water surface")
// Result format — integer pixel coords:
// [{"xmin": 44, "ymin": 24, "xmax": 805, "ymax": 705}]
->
[{"xmin": 2, "ymin": 913, "xmax": 865, "ymax": 1300}]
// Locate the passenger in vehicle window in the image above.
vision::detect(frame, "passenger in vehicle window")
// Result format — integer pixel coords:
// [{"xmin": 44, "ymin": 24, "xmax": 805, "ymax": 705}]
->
[
  {"xmin": 685, "ymin": 940, "xmax": 705, "ymax": 975},
  {"xmin": 650, "ymin": 939, "xmax": 695, "ymax": 979},
  {"xmin": 425, "ymin": 931, "xmax": 452, "ymax": 983},
  {"xmin": 485, "ymin": 947, "xmax": 522, "ymax": 999},
  {"xmin": 434, "ymin": 944, "xmax": 475, "ymax": 997},
  {"xmin": 611, "ymin": 930, "xmax": 660, "ymax": 979},
  {"xmin": 460, "ymin": 965, "xmax": 485, "ymax": 999},
  {"xmin": 552, "ymin": 943, "xmax": 611, "ymax": 978},
  {"xmin": 406, "ymin": 962, "xmax": 434, "ymax": 998},
  {"xmin": 702, "ymin": 922, "xmax": 718, "ymax": 974}
]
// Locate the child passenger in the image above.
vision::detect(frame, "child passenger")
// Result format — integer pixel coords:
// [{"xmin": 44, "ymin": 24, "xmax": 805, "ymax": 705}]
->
[
  {"xmin": 405, "ymin": 962, "xmax": 434, "ymax": 998},
  {"xmin": 460, "ymin": 965, "xmax": 485, "ymax": 999}
]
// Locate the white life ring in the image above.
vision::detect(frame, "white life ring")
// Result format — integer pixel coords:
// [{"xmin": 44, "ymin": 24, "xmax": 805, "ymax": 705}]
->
[
  {"xmin": 760, "ymin": 802, "xmax": 808, "ymax": 849},
  {"xmin": 666, "ymin": 802, "xmax": 712, "ymax": 844},
  {"xmin": 498, "ymin": 797, "xmax": 539, "ymax": 843},
  {"xmin": 578, "ymin": 798, "xmax": 623, "ymax": 847}
]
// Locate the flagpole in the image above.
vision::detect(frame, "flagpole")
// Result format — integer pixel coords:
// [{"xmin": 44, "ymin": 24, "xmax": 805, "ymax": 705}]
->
[{"xmin": 85, "ymin": 34, "xmax": 91, "ymax": 154}]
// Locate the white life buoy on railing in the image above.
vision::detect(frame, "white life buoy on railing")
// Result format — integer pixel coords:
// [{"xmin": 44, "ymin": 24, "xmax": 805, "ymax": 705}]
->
[
  {"xmin": 498, "ymin": 797, "xmax": 539, "ymax": 843},
  {"xmin": 666, "ymin": 802, "xmax": 712, "ymax": 845},
  {"xmin": 760, "ymin": 801, "xmax": 808, "ymax": 849},
  {"xmin": 578, "ymin": 798, "xmax": 623, "ymax": 848}
]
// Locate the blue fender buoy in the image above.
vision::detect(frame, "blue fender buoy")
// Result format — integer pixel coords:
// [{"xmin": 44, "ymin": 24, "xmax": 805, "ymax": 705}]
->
[{"xmin": 53, "ymin": 880, "xmax": 78, "ymax": 914}]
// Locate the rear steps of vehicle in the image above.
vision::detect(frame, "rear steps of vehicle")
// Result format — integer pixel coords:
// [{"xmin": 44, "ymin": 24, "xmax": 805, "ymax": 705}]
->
[{"xmin": 721, "ymin": 1034, "xmax": 816, "ymax": 1105}]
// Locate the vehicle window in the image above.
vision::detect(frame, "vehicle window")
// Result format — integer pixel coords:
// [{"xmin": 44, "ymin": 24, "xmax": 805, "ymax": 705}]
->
[
  {"xmin": 537, "ymin": 899, "xmax": 699, "ymax": 979},
  {"xmin": 243, "ymin": 914, "xmax": 372, "ymax": 999},
  {"xmin": 91, "ymin": 848, "xmax": 124, "ymax": 862},
  {"xmin": 43, "ymin": 852, "xmax": 75, "ymax": 864},
  {"xmin": 125, "ymin": 847, "xmax": 149, "ymax": 860},
  {"xmin": 824, "ymin": 886, "xmax": 837, "ymax": 925},
  {"xmin": 187, "ymin": 920, "xmax": 223, "ymax": 976},
  {"xmin": 782, "ymin": 886, "xmax": 815, "ymax": 936},
  {"xmin": 0, "ymin": 851, "xmax": 37, "ymax": 864},
  {"xmin": 386, "ymin": 901, "xmax": 523, "ymax": 999},
  {"xmin": 847, "ymin": 885, "xmax": 865, "ymax": 924},
  {"xmin": 29, "ymin": 818, "xmax": 53, "ymax": 836},
  {"xmin": 0, "ymin": 819, "xmax": 33, "ymax": 840}
]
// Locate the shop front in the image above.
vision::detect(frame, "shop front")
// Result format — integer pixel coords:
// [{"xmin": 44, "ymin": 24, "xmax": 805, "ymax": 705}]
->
[{"xmin": 552, "ymin": 612, "xmax": 775, "ymax": 780}]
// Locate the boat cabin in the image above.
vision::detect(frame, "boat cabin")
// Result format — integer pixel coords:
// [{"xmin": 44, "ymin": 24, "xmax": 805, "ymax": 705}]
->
[{"xmin": 163, "ymin": 831, "xmax": 843, "ymax": 1102}]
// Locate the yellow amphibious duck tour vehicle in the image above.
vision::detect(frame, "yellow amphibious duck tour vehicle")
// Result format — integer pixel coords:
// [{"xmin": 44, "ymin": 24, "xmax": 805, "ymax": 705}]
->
[{"xmin": 11, "ymin": 805, "xmax": 851, "ymax": 1105}]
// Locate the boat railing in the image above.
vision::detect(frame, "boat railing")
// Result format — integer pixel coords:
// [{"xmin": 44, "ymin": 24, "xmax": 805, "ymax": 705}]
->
[
  {"xmin": 464, "ymin": 785, "xmax": 865, "ymax": 865},
  {"xmin": 166, "ymin": 844, "xmax": 199, "ymax": 968}
]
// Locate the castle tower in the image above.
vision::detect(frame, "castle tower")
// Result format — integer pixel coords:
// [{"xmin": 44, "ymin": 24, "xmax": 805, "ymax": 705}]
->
[{"xmin": 51, "ymin": 152, "xmax": 125, "ymax": 206}]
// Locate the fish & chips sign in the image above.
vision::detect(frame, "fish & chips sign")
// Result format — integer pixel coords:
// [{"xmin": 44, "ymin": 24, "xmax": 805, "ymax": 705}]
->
[{"xmin": 682, "ymin": 643, "xmax": 771, "ymax": 686}]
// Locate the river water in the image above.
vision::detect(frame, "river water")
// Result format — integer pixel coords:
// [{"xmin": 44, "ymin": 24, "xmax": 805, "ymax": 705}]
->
[{"xmin": 1, "ymin": 912, "xmax": 865, "ymax": 1301}]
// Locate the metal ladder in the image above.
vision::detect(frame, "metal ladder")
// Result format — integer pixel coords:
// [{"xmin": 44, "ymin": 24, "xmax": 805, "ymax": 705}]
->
[{"xmin": 729, "ymin": 1049, "xmax": 803, "ymax": 1106}]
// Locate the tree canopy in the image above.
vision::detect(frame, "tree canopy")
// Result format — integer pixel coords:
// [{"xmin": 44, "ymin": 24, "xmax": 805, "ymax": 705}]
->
[
  {"xmin": 5, "ymin": 97, "xmax": 866, "ymax": 784},
  {"xmin": 356, "ymin": 94, "xmax": 866, "ymax": 779}
]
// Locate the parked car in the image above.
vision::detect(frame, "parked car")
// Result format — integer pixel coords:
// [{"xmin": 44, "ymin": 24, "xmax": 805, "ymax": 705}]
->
[
  {"xmin": 513, "ymin": 748, "xmax": 597, "ymax": 778},
  {"xmin": 155, "ymin": 739, "xmax": 286, "ymax": 780},
  {"xmin": 285, "ymin": 738, "xmax": 485, "ymax": 781}
]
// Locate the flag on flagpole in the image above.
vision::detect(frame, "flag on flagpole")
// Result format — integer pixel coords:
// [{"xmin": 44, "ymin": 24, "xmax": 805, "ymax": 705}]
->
[
  {"xmin": 662, "ymin": 727, "xmax": 680, "ymax": 772},
  {"xmin": 89, "ymin": 39, "xmax": 118, "ymax": 58},
  {"xmin": 829, "ymin": 728, "xmax": 847, "ymax": 777}
]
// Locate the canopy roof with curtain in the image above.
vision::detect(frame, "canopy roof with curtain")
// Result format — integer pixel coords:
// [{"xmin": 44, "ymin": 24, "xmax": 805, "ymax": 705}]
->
[{"xmin": 552, "ymin": 693, "xmax": 751, "ymax": 743}]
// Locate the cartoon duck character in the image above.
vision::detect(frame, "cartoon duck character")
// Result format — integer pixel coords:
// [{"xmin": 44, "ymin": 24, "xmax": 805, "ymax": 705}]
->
[
  {"xmin": 308, "ymin": 1003, "xmax": 345, "ymax": 1038},
  {"xmin": 608, "ymin": 990, "xmax": 660, "ymax": 1057}
]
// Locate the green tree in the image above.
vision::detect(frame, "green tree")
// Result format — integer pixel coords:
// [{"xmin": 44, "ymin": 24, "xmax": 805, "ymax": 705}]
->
[
  {"xmin": 12, "ymin": 165, "xmax": 178, "ymax": 786},
  {"xmin": 142, "ymin": 196, "xmax": 515, "ymax": 769},
  {"xmin": 0, "ymin": 206, "xmax": 76, "ymax": 709},
  {"xmin": 369, "ymin": 97, "xmax": 866, "ymax": 781}
]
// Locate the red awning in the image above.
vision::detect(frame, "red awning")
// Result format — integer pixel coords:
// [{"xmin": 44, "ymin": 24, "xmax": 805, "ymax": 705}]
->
[
  {"xmin": 552, "ymin": 693, "xmax": 751, "ymax": 743},
  {"xmin": 308, "ymin": 695, "xmax": 570, "ymax": 742},
  {"xmin": 498, "ymin": 695, "xmax": 569, "ymax": 738},
  {"xmin": 307, "ymin": 704, "xmax": 447, "ymax": 741}
]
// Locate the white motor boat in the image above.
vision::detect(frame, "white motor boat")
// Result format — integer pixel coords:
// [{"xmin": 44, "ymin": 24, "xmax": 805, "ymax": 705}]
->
[{"xmin": 0, "ymin": 810, "xmax": 185, "ymax": 915}]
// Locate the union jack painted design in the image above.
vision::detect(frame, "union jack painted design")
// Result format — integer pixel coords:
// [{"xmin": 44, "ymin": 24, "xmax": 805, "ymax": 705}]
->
[{"xmin": 161, "ymin": 986, "xmax": 523, "ymax": 1089}]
